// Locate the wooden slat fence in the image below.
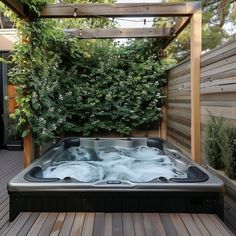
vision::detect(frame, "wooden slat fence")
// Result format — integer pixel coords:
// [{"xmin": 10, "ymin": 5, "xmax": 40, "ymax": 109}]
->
[{"xmin": 167, "ymin": 39, "xmax": 236, "ymax": 161}]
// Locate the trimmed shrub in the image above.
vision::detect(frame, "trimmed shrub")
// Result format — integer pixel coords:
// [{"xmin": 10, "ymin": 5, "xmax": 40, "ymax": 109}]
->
[
  {"xmin": 221, "ymin": 126, "xmax": 236, "ymax": 179},
  {"xmin": 205, "ymin": 116, "xmax": 224, "ymax": 169}
]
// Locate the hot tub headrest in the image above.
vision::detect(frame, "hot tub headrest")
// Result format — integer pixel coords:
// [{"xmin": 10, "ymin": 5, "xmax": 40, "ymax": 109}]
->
[
  {"xmin": 147, "ymin": 138, "xmax": 163, "ymax": 151},
  {"xmin": 63, "ymin": 138, "xmax": 80, "ymax": 150}
]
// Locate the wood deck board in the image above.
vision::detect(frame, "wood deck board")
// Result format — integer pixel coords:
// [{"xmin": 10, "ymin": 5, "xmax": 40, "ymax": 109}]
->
[
  {"xmin": 26, "ymin": 212, "xmax": 49, "ymax": 235},
  {"xmin": 122, "ymin": 213, "xmax": 135, "ymax": 236},
  {"xmin": 143, "ymin": 212, "xmax": 168, "ymax": 236},
  {"xmin": 207, "ymin": 214, "xmax": 234, "ymax": 236},
  {"xmin": 225, "ymin": 202, "xmax": 236, "ymax": 219},
  {"xmin": 198, "ymin": 214, "xmax": 226, "ymax": 236},
  {"xmin": 224, "ymin": 194, "xmax": 236, "ymax": 235},
  {"xmin": 49, "ymin": 212, "xmax": 66, "ymax": 236},
  {"xmin": 0, "ymin": 213, "xmax": 9, "ymax": 231},
  {"xmin": 112, "ymin": 213, "xmax": 123, "ymax": 236},
  {"xmin": 59, "ymin": 212, "xmax": 76, "ymax": 236},
  {"xmin": 191, "ymin": 214, "xmax": 211, "ymax": 236},
  {"xmin": 17, "ymin": 212, "xmax": 40, "ymax": 236},
  {"xmin": 3, "ymin": 212, "xmax": 31, "ymax": 236},
  {"xmin": 93, "ymin": 213, "xmax": 105, "ymax": 236},
  {"xmin": 170, "ymin": 213, "xmax": 190, "ymax": 236},
  {"xmin": 104, "ymin": 213, "xmax": 112, "ymax": 236},
  {"xmin": 38, "ymin": 212, "xmax": 58, "ymax": 236},
  {"xmin": 81, "ymin": 213, "xmax": 95, "ymax": 236},
  {"xmin": 180, "ymin": 213, "xmax": 204, "ymax": 236},
  {"xmin": 0, "ymin": 150, "xmax": 235, "ymax": 235},
  {"xmin": 132, "ymin": 213, "xmax": 146, "ymax": 236},
  {"xmin": 0, "ymin": 150, "xmax": 23, "ymax": 234},
  {"xmin": 160, "ymin": 213, "xmax": 178, "ymax": 236},
  {"xmin": 224, "ymin": 211, "xmax": 236, "ymax": 235},
  {"xmin": 151, "ymin": 213, "xmax": 167, "ymax": 236},
  {"xmin": 70, "ymin": 212, "xmax": 85, "ymax": 236}
]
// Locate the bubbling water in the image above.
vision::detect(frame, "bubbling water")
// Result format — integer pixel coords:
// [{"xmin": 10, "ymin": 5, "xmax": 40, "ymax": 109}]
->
[{"xmin": 43, "ymin": 146, "xmax": 187, "ymax": 182}]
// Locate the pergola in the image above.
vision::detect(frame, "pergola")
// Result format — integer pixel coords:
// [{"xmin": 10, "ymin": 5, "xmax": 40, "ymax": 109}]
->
[{"xmin": 0, "ymin": 1, "xmax": 202, "ymax": 165}]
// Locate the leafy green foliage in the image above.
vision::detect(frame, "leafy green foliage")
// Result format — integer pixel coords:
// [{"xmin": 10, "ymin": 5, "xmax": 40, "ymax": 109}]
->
[
  {"xmin": 58, "ymin": 39, "xmax": 169, "ymax": 135},
  {"xmin": 205, "ymin": 116, "xmax": 224, "ymax": 169},
  {"xmin": 160, "ymin": 0, "xmax": 236, "ymax": 62},
  {"xmin": 6, "ymin": 1, "xmax": 171, "ymax": 144},
  {"xmin": 220, "ymin": 124, "xmax": 236, "ymax": 179},
  {"xmin": 9, "ymin": 20, "xmax": 67, "ymax": 143},
  {"xmin": 205, "ymin": 115, "xmax": 236, "ymax": 179}
]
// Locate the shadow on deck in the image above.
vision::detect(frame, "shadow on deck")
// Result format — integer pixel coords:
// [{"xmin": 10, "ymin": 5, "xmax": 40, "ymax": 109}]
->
[{"xmin": 0, "ymin": 150, "xmax": 235, "ymax": 236}]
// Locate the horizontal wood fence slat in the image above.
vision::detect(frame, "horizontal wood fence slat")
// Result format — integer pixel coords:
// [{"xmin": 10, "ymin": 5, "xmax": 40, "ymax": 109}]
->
[{"xmin": 167, "ymin": 39, "xmax": 236, "ymax": 159}]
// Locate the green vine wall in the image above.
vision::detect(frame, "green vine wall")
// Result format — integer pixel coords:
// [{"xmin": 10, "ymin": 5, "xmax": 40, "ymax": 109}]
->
[{"xmin": 5, "ymin": 1, "xmax": 173, "ymax": 144}]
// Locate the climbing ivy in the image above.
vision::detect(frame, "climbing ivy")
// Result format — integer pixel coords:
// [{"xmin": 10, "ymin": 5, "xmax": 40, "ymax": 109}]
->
[{"xmin": 6, "ymin": 1, "xmax": 173, "ymax": 144}]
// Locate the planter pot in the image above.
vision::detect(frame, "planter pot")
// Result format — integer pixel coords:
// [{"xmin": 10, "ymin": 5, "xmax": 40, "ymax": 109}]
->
[{"xmin": 6, "ymin": 140, "xmax": 23, "ymax": 151}]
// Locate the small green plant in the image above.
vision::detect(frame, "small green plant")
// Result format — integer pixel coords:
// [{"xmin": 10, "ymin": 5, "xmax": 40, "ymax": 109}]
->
[
  {"xmin": 220, "ymin": 125, "xmax": 236, "ymax": 179},
  {"xmin": 205, "ymin": 115, "xmax": 224, "ymax": 169}
]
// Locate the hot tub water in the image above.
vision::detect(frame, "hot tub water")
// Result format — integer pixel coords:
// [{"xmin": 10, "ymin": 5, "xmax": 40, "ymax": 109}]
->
[{"xmin": 43, "ymin": 146, "xmax": 187, "ymax": 182}]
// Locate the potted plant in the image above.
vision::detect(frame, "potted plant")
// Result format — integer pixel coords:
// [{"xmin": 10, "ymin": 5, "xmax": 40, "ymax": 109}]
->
[{"xmin": 6, "ymin": 118, "xmax": 23, "ymax": 151}]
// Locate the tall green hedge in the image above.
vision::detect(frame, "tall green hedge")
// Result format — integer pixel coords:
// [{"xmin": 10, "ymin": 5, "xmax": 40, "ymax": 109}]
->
[{"xmin": 7, "ymin": 1, "xmax": 173, "ymax": 144}]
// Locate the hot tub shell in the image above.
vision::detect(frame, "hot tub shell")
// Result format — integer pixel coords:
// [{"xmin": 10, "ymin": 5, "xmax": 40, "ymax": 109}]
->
[{"xmin": 8, "ymin": 138, "xmax": 225, "ymax": 221}]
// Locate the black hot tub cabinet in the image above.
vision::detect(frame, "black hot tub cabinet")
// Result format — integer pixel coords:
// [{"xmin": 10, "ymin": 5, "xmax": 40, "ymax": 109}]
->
[{"xmin": 8, "ymin": 137, "xmax": 224, "ymax": 221}]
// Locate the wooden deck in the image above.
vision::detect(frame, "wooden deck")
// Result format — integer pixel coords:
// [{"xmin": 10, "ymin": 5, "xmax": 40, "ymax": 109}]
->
[
  {"xmin": 0, "ymin": 150, "xmax": 23, "ymax": 235},
  {"xmin": 2, "ymin": 212, "xmax": 234, "ymax": 236},
  {"xmin": 0, "ymin": 150, "xmax": 235, "ymax": 236}
]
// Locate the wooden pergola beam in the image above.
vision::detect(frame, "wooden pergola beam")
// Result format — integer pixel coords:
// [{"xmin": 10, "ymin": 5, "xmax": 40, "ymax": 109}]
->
[
  {"xmin": 41, "ymin": 2, "xmax": 201, "ymax": 18},
  {"xmin": 161, "ymin": 17, "xmax": 190, "ymax": 49},
  {"xmin": 0, "ymin": 0, "xmax": 26, "ymax": 17},
  {"xmin": 65, "ymin": 27, "xmax": 171, "ymax": 39}
]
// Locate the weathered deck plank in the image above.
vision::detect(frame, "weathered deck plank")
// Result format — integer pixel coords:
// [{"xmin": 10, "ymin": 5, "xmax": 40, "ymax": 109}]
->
[
  {"xmin": 0, "ymin": 150, "xmax": 23, "ymax": 234},
  {"xmin": 70, "ymin": 212, "xmax": 85, "ymax": 236},
  {"xmin": 0, "ymin": 150, "xmax": 235, "ymax": 236},
  {"xmin": 93, "ymin": 213, "xmax": 105, "ymax": 236},
  {"xmin": 224, "ymin": 195, "xmax": 236, "ymax": 235},
  {"xmin": 49, "ymin": 212, "xmax": 66, "ymax": 236}
]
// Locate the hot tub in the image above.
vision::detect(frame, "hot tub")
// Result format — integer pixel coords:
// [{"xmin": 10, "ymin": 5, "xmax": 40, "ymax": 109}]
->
[{"xmin": 8, "ymin": 137, "xmax": 224, "ymax": 221}]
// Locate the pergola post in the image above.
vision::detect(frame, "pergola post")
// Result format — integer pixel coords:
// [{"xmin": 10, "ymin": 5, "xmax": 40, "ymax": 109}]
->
[
  {"xmin": 23, "ymin": 131, "xmax": 33, "ymax": 167},
  {"xmin": 160, "ymin": 84, "xmax": 167, "ymax": 139},
  {"xmin": 190, "ymin": 12, "xmax": 202, "ymax": 163}
]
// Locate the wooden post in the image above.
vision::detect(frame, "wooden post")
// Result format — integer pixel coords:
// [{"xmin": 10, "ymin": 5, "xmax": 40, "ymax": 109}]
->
[
  {"xmin": 190, "ymin": 12, "xmax": 202, "ymax": 163},
  {"xmin": 7, "ymin": 84, "xmax": 17, "ymax": 113},
  {"xmin": 160, "ymin": 84, "xmax": 168, "ymax": 140},
  {"xmin": 23, "ymin": 131, "xmax": 33, "ymax": 167}
]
